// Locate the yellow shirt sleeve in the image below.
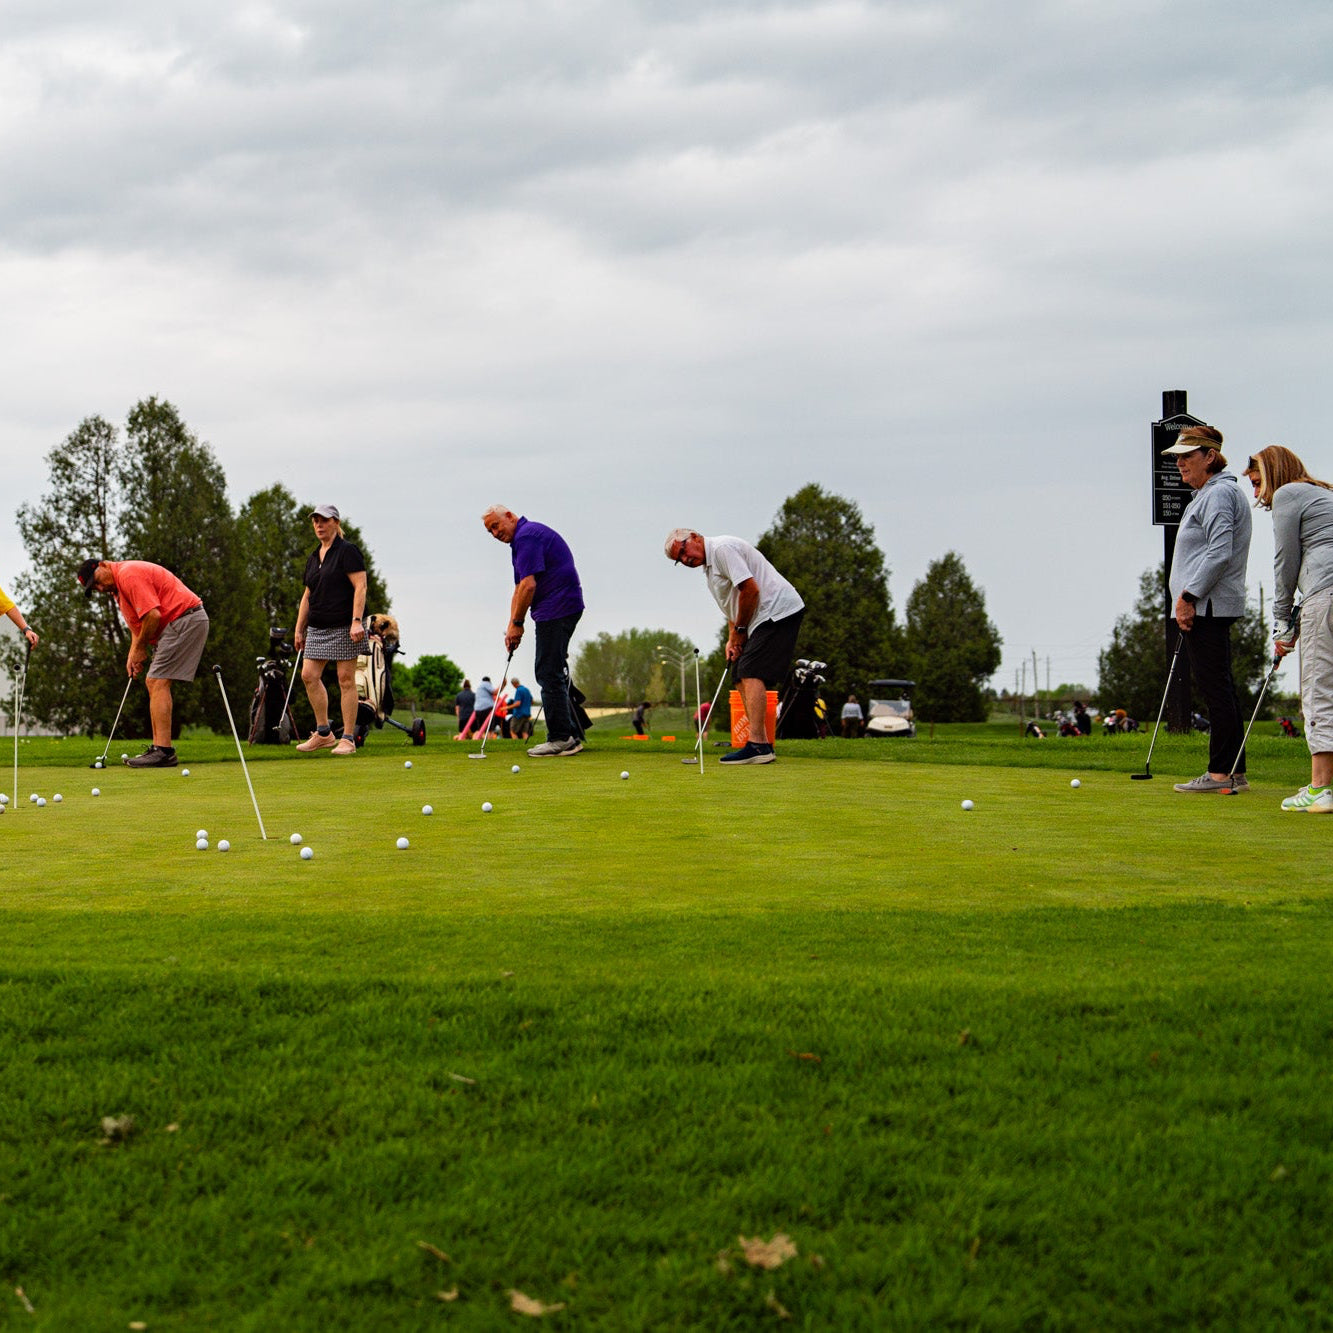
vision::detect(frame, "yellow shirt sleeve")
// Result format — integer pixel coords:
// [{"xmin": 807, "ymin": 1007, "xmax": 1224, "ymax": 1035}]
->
[{"xmin": 0, "ymin": 583, "xmax": 15, "ymax": 617}]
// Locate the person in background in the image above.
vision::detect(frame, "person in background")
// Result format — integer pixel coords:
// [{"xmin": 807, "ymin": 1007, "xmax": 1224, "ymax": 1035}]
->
[
  {"xmin": 293, "ymin": 504, "xmax": 368, "ymax": 757},
  {"xmin": 508, "ymin": 676, "xmax": 534, "ymax": 740},
  {"xmin": 1245, "ymin": 446, "xmax": 1333, "ymax": 812},
  {"xmin": 632, "ymin": 700, "xmax": 650, "ymax": 736},
  {"xmin": 0, "ymin": 582, "xmax": 39, "ymax": 649},
  {"xmin": 455, "ymin": 679, "xmax": 474, "ymax": 734},
  {"xmin": 840, "ymin": 693, "xmax": 863, "ymax": 738},
  {"xmin": 1160, "ymin": 425, "xmax": 1253, "ymax": 793}
]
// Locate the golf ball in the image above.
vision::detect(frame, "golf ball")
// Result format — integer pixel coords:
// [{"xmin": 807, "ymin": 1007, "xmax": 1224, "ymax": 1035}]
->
[
  {"xmin": 482, "ymin": 801, "xmax": 493, "ymax": 813},
  {"xmin": 53, "ymin": 794, "xmax": 63, "ymax": 803},
  {"xmin": 29, "ymin": 794, "xmax": 38, "ymax": 803},
  {"xmin": 404, "ymin": 760, "xmax": 413, "ymax": 769},
  {"xmin": 961, "ymin": 799, "xmax": 974, "ymax": 811},
  {"xmin": 422, "ymin": 805, "xmax": 433, "ymax": 816},
  {"xmin": 300, "ymin": 846, "xmax": 313, "ymax": 860},
  {"xmin": 36, "ymin": 797, "xmax": 46, "ymax": 807},
  {"xmin": 181, "ymin": 769, "xmax": 190, "ymax": 777},
  {"xmin": 0, "ymin": 793, "xmax": 8, "ymax": 804},
  {"xmin": 511, "ymin": 764, "xmax": 520, "ymax": 774},
  {"xmin": 91, "ymin": 788, "xmax": 100, "ymax": 797},
  {"xmin": 94, "ymin": 761, "xmax": 103, "ymax": 769},
  {"xmin": 290, "ymin": 833, "xmax": 303, "ymax": 845},
  {"xmin": 196, "ymin": 829, "xmax": 208, "ymax": 840},
  {"xmin": 1070, "ymin": 778, "xmax": 1081, "ymax": 789},
  {"xmin": 620, "ymin": 771, "xmax": 629, "ymax": 780},
  {"xmin": 196, "ymin": 838, "xmax": 209, "ymax": 850},
  {"xmin": 396, "ymin": 836, "xmax": 409, "ymax": 850},
  {"xmin": 217, "ymin": 840, "xmax": 230, "ymax": 852},
  {"xmin": 121, "ymin": 753, "xmax": 128, "ymax": 761}
]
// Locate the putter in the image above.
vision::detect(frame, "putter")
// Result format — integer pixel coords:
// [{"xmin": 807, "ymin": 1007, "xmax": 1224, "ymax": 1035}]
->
[
  {"xmin": 91, "ymin": 675, "xmax": 135, "ymax": 769},
  {"xmin": 682, "ymin": 649, "xmax": 704, "ymax": 769},
  {"xmin": 212, "ymin": 666, "xmax": 268, "ymax": 839},
  {"xmin": 1225, "ymin": 651, "xmax": 1285, "ymax": 795},
  {"xmin": 469, "ymin": 649, "xmax": 514, "ymax": 758},
  {"xmin": 1131, "ymin": 634, "xmax": 1185, "ymax": 780},
  {"xmin": 683, "ymin": 664, "xmax": 729, "ymax": 768},
  {"xmin": 280, "ymin": 646, "xmax": 304, "ymax": 741}
]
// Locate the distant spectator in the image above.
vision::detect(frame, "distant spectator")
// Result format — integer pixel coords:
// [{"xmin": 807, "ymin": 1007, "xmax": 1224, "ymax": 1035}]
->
[
  {"xmin": 694, "ymin": 699, "xmax": 712, "ymax": 733},
  {"xmin": 471, "ymin": 676, "xmax": 496, "ymax": 737},
  {"xmin": 632, "ymin": 700, "xmax": 650, "ymax": 736},
  {"xmin": 455, "ymin": 679, "xmax": 474, "ymax": 734},
  {"xmin": 840, "ymin": 693, "xmax": 863, "ymax": 738},
  {"xmin": 1074, "ymin": 700, "xmax": 1091, "ymax": 735},
  {"xmin": 508, "ymin": 677, "xmax": 534, "ymax": 740}
]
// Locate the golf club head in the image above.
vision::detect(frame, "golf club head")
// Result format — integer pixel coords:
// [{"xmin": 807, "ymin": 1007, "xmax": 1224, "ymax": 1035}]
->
[
  {"xmin": 1129, "ymin": 772, "xmax": 1153, "ymax": 780},
  {"xmin": 467, "ymin": 752, "xmax": 488, "ymax": 759},
  {"xmin": 681, "ymin": 756, "xmax": 698, "ymax": 764}
]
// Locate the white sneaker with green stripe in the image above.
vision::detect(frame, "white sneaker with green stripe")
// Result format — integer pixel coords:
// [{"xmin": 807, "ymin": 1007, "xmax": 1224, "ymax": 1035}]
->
[{"xmin": 1280, "ymin": 785, "xmax": 1333, "ymax": 812}]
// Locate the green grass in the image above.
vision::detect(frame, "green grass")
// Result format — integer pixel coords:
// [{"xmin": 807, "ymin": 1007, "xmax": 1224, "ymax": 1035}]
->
[{"xmin": 2, "ymin": 726, "xmax": 1330, "ymax": 1329}]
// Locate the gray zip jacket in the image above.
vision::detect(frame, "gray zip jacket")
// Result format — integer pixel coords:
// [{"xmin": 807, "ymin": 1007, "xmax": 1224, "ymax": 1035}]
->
[
  {"xmin": 1168, "ymin": 471, "xmax": 1251, "ymax": 616},
  {"xmin": 1272, "ymin": 481, "xmax": 1333, "ymax": 630}
]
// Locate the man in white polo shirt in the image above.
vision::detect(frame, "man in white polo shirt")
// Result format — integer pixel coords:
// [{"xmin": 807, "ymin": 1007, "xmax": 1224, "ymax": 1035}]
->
[{"xmin": 665, "ymin": 529, "xmax": 805, "ymax": 765}]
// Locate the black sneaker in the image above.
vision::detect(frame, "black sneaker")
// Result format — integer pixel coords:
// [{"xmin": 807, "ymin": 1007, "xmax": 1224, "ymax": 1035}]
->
[
  {"xmin": 719, "ymin": 742, "xmax": 775, "ymax": 765},
  {"xmin": 125, "ymin": 745, "xmax": 179, "ymax": 768}
]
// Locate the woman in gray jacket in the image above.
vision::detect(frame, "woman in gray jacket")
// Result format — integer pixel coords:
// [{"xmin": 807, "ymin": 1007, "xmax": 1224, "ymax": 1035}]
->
[{"xmin": 1246, "ymin": 445, "xmax": 1333, "ymax": 812}]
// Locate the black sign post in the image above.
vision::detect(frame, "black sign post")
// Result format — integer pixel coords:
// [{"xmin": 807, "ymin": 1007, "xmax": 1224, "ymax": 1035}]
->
[{"xmin": 1152, "ymin": 390, "xmax": 1207, "ymax": 732}]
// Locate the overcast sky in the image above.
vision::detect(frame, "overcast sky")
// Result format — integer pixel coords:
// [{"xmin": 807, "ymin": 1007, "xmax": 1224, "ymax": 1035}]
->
[{"xmin": 3, "ymin": 1, "xmax": 1331, "ymax": 702}]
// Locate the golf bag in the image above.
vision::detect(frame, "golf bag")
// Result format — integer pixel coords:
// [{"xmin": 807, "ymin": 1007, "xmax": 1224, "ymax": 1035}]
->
[
  {"xmin": 248, "ymin": 627, "xmax": 299, "ymax": 744},
  {"xmin": 353, "ymin": 616, "xmax": 425, "ymax": 747},
  {"xmin": 776, "ymin": 659, "xmax": 827, "ymax": 740}
]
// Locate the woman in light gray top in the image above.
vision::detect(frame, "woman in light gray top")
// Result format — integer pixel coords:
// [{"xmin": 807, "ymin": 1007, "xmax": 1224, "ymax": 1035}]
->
[{"xmin": 1246, "ymin": 445, "xmax": 1333, "ymax": 812}]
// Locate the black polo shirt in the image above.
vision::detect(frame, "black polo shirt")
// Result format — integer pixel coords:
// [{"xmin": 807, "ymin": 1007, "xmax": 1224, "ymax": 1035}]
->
[{"xmin": 304, "ymin": 536, "xmax": 366, "ymax": 628}]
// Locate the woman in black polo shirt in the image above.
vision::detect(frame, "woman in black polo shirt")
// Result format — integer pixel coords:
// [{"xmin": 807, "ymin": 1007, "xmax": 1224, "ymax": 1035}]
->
[{"xmin": 294, "ymin": 504, "xmax": 368, "ymax": 756}]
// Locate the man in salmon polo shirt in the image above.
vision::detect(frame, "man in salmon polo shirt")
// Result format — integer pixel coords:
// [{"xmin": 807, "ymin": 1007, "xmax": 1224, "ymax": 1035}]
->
[{"xmin": 76, "ymin": 558, "xmax": 210, "ymax": 769}]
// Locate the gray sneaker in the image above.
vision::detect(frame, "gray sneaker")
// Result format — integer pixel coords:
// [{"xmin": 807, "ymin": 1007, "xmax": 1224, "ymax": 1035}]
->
[
  {"xmin": 527, "ymin": 738, "xmax": 582, "ymax": 757},
  {"xmin": 1173, "ymin": 773, "xmax": 1247, "ymax": 793}
]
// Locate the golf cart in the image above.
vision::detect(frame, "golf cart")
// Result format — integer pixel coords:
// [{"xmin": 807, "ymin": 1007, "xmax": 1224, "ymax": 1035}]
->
[{"xmin": 865, "ymin": 679, "xmax": 916, "ymax": 738}]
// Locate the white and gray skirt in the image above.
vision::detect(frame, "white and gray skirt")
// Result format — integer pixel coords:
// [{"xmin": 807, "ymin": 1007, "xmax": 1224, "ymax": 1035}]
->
[{"xmin": 304, "ymin": 624, "xmax": 362, "ymax": 662}]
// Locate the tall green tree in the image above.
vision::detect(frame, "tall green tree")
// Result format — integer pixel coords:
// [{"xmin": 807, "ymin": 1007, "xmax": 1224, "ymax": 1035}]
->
[
  {"xmin": 115, "ymin": 397, "xmax": 263, "ymax": 735},
  {"xmin": 572, "ymin": 629, "xmax": 694, "ymax": 704},
  {"xmin": 405, "ymin": 653, "xmax": 464, "ymax": 705},
  {"xmin": 902, "ymin": 552, "xmax": 1002, "ymax": 722},
  {"xmin": 10, "ymin": 417, "xmax": 127, "ymax": 733},
  {"xmin": 754, "ymin": 484, "xmax": 897, "ymax": 702},
  {"xmin": 1098, "ymin": 564, "xmax": 1272, "ymax": 721}
]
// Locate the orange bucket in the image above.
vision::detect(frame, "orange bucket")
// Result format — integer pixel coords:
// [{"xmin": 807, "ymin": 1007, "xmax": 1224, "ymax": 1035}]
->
[{"xmin": 729, "ymin": 690, "xmax": 778, "ymax": 746}]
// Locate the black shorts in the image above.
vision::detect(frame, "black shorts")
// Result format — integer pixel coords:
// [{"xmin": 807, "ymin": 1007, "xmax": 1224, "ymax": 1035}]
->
[{"xmin": 733, "ymin": 609, "xmax": 804, "ymax": 688}]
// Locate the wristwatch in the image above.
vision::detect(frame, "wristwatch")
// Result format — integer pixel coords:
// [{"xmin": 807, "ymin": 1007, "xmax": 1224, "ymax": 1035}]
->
[{"xmin": 512, "ymin": 619, "xmax": 525, "ymax": 628}]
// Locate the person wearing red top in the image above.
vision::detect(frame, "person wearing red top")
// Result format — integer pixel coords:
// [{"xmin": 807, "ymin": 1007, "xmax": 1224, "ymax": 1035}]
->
[{"xmin": 77, "ymin": 558, "xmax": 210, "ymax": 768}]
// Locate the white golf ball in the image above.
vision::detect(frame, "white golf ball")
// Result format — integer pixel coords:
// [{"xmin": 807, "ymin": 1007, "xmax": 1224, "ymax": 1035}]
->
[
  {"xmin": 196, "ymin": 829, "xmax": 208, "ymax": 840},
  {"xmin": 422, "ymin": 805, "xmax": 433, "ymax": 816},
  {"xmin": 29, "ymin": 794, "xmax": 38, "ymax": 803},
  {"xmin": 1070, "ymin": 778, "xmax": 1081, "ymax": 789},
  {"xmin": 94, "ymin": 760, "xmax": 103, "ymax": 769},
  {"xmin": 0, "ymin": 792, "xmax": 7, "ymax": 804},
  {"xmin": 290, "ymin": 833, "xmax": 303, "ymax": 845},
  {"xmin": 396, "ymin": 836, "xmax": 409, "ymax": 850},
  {"xmin": 36, "ymin": 797, "xmax": 46, "ymax": 807},
  {"xmin": 196, "ymin": 838, "xmax": 209, "ymax": 850},
  {"xmin": 404, "ymin": 760, "xmax": 413, "ymax": 769},
  {"xmin": 181, "ymin": 769, "xmax": 190, "ymax": 777},
  {"xmin": 482, "ymin": 801, "xmax": 493, "ymax": 813},
  {"xmin": 511, "ymin": 764, "xmax": 520, "ymax": 774},
  {"xmin": 961, "ymin": 799, "xmax": 974, "ymax": 811},
  {"xmin": 217, "ymin": 840, "xmax": 230, "ymax": 852},
  {"xmin": 620, "ymin": 771, "xmax": 629, "ymax": 780},
  {"xmin": 300, "ymin": 846, "xmax": 313, "ymax": 860},
  {"xmin": 121, "ymin": 753, "xmax": 128, "ymax": 761},
  {"xmin": 53, "ymin": 794, "xmax": 63, "ymax": 803},
  {"xmin": 91, "ymin": 788, "xmax": 101, "ymax": 797}
]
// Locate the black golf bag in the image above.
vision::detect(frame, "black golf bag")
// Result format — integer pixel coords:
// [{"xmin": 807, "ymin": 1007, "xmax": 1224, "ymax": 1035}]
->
[
  {"xmin": 353, "ymin": 629, "xmax": 425, "ymax": 747},
  {"xmin": 776, "ymin": 659, "xmax": 827, "ymax": 740},
  {"xmin": 248, "ymin": 627, "xmax": 299, "ymax": 744}
]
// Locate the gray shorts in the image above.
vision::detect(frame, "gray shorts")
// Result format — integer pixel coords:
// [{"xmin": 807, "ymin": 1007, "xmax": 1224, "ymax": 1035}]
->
[
  {"xmin": 1299, "ymin": 585, "xmax": 1333, "ymax": 754},
  {"xmin": 148, "ymin": 606, "xmax": 209, "ymax": 681}
]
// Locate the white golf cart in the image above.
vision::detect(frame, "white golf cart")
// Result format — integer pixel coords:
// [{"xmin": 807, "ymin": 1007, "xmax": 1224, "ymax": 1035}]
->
[{"xmin": 865, "ymin": 679, "xmax": 916, "ymax": 738}]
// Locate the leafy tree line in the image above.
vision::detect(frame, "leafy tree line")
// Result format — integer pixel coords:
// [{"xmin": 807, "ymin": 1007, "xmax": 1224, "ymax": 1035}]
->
[
  {"xmin": 1097, "ymin": 564, "xmax": 1271, "ymax": 721},
  {"xmin": 574, "ymin": 485, "xmax": 1004, "ymax": 723},
  {"xmin": 7, "ymin": 399, "xmax": 390, "ymax": 738}
]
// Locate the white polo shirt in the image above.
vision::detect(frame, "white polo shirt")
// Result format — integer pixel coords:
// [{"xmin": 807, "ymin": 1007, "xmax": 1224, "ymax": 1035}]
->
[{"xmin": 704, "ymin": 536, "xmax": 804, "ymax": 629}]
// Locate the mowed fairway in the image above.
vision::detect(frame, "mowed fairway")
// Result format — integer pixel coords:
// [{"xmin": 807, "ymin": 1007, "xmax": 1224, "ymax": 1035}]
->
[{"xmin": 3, "ymin": 731, "xmax": 1331, "ymax": 1329}]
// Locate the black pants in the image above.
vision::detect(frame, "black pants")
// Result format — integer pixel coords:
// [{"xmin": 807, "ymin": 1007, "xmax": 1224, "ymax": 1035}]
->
[
  {"xmin": 534, "ymin": 611, "xmax": 583, "ymax": 742},
  {"xmin": 1182, "ymin": 615, "xmax": 1245, "ymax": 774}
]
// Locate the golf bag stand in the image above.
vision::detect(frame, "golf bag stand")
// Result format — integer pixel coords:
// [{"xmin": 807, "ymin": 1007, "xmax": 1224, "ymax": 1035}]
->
[
  {"xmin": 354, "ymin": 632, "xmax": 425, "ymax": 748},
  {"xmin": 248, "ymin": 628, "xmax": 301, "ymax": 744}
]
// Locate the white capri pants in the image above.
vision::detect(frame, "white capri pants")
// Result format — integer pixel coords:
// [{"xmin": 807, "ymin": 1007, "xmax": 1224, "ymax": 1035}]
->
[{"xmin": 1299, "ymin": 585, "xmax": 1333, "ymax": 754}]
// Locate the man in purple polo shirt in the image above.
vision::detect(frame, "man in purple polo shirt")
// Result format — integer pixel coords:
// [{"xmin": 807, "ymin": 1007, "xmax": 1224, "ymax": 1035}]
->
[{"xmin": 482, "ymin": 506, "xmax": 586, "ymax": 756}]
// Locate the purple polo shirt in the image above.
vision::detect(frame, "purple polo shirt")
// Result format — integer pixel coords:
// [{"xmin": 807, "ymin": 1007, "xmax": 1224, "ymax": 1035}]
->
[{"xmin": 511, "ymin": 517, "xmax": 584, "ymax": 621}]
